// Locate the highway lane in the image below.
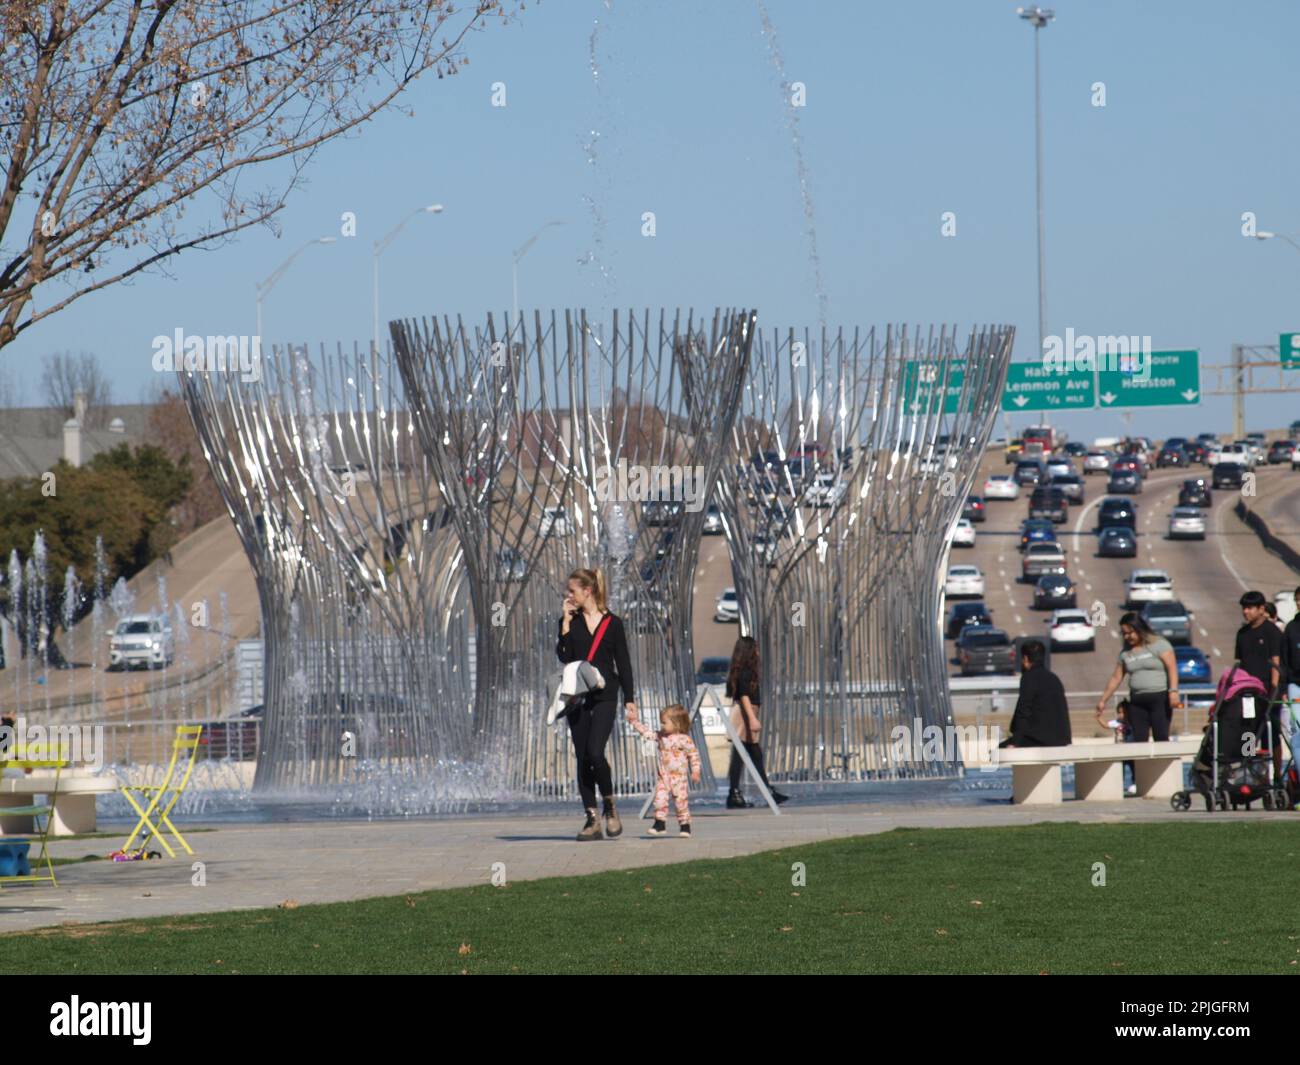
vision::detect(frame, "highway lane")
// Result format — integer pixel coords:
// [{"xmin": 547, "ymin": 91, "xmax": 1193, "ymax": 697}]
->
[
  {"xmin": 947, "ymin": 453, "xmax": 1300, "ymax": 729},
  {"xmin": 669, "ymin": 448, "xmax": 1300, "ymax": 714}
]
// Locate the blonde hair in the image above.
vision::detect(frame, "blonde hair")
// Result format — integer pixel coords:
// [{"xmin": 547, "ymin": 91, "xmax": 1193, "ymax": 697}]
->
[
  {"xmin": 568, "ymin": 567, "xmax": 607, "ymax": 612},
  {"xmin": 661, "ymin": 704, "xmax": 690, "ymax": 735}
]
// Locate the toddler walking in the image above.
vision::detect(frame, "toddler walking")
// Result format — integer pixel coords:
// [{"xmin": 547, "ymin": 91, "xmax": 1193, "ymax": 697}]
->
[{"xmin": 630, "ymin": 703, "xmax": 701, "ymax": 836}]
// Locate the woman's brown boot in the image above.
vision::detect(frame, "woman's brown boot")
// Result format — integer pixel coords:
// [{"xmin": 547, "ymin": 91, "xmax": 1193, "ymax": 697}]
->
[
  {"xmin": 577, "ymin": 807, "xmax": 603, "ymax": 841},
  {"xmin": 603, "ymin": 798, "xmax": 622, "ymax": 838}
]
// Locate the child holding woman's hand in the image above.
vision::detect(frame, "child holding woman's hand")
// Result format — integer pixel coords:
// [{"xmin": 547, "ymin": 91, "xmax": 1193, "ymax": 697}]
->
[{"xmin": 629, "ymin": 704, "xmax": 701, "ymax": 837}]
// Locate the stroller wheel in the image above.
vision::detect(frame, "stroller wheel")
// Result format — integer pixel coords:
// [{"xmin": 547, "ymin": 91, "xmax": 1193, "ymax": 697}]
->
[
  {"xmin": 1170, "ymin": 792, "xmax": 1191, "ymax": 812},
  {"xmin": 1275, "ymin": 789, "xmax": 1291, "ymax": 811},
  {"xmin": 1264, "ymin": 792, "xmax": 1275, "ymax": 810}
]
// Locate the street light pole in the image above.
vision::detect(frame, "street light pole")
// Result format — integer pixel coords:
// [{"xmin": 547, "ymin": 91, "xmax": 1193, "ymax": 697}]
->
[
  {"xmin": 373, "ymin": 204, "xmax": 443, "ymax": 355},
  {"xmin": 1249, "ymin": 229, "xmax": 1300, "ymax": 435},
  {"xmin": 512, "ymin": 220, "xmax": 566, "ymax": 323},
  {"xmin": 256, "ymin": 237, "xmax": 337, "ymax": 344},
  {"xmin": 1018, "ymin": 7, "xmax": 1054, "ymax": 372},
  {"xmin": 1254, "ymin": 230, "xmax": 1300, "ymax": 255}
]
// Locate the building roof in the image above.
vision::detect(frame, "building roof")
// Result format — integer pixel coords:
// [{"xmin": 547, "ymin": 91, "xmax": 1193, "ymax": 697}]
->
[{"xmin": 0, "ymin": 404, "xmax": 147, "ymax": 480}]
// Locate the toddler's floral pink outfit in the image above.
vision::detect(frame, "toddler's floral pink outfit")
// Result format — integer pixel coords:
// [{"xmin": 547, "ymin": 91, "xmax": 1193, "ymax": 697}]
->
[{"xmin": 631, "ymin": 719, "xmax": 701, "ymax": 823}]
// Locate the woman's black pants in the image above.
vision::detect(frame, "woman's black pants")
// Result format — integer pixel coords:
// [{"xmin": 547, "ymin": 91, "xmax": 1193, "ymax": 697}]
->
[
  {"xmin": 568, "ymin": 697, "xmax": 616, "ymax": 809},
  {"xmin": 729, "ymin": 741, "xmax": 773, "ymax": 793},
  {"xmin": 1126, "ymin": 690, "xmax": 1171, "ymax": 742}
]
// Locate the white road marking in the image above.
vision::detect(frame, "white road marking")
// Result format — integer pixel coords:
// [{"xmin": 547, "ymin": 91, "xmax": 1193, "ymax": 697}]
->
[
  {"xmin": 1014, "ymin": 614, "xmax": 1023, "ymax": 624},
  {"xmin": 1212, "ymin": 491, "xmax": 1250, "ymax": 592},
  {"xmin": 1198, "ymin": 626, "xmax": 1208, "ymax": 638}
]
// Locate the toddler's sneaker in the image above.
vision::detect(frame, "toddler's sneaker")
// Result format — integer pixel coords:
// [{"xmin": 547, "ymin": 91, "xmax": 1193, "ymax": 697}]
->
[
  {"xmin": 647, "ymin": 819, "xmax": 667, "ymax": 836},
  {"xmin": 678, "ymin": 821, "xmax": 692, "ymax": 838}
]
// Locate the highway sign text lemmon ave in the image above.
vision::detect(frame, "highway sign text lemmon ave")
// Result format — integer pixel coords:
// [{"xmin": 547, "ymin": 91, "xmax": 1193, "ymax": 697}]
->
[
  {"xmin": 1096, "ymin": 349, "xmax": 1200, "ymax": 409},
  {"xmin": 1001, "ymin": 362, "xmax": 1096, "ymax": 412}
]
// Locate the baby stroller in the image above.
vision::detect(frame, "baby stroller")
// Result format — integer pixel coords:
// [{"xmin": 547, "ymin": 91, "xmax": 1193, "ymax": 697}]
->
[{"xmin": 1171, "ymin": 664, "xmax": 1288, "ymax": 812}]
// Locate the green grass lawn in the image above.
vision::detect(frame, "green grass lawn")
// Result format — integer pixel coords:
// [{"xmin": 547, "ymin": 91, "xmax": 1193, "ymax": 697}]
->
[{"xmin": 4, "ymin": 821, "xmax": 1298, "ymax": 974}]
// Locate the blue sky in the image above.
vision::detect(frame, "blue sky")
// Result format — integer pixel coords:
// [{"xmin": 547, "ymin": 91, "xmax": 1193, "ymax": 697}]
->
[{"xmin": 5, "ymin": 0, "xmax": 1300, "ymax": 440}]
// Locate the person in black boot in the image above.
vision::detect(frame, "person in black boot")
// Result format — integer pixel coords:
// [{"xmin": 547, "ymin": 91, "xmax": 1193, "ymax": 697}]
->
[
  {"xmin": 724, "ymin": 636, "xmax": 788, "ymax": 807},
  {"xmin": 557, "ymin": 567, "xmax": 636, "ymax": 840}
]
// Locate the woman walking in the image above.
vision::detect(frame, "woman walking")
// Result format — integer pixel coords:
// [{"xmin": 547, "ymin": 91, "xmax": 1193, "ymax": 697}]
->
[
  {"xmin": 557, "ymin": 567, "xmax": 637, "ymax": 841},
  {"xmin": 724, "ymin": 636, "xmax": 787, "ymax": 807},
  {"xmin": 1096, "ymin": 612, "xmax": 1182, "ymax": 756}
]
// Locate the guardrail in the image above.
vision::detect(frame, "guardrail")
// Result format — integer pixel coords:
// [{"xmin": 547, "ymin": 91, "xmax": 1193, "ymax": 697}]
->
[{"xmin": 1235, "ymin": 496, "xmax": 1300, "ymax": 577}]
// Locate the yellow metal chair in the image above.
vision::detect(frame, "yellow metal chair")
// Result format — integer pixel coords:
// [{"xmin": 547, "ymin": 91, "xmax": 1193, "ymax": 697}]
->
[
  {"xmin": 0, "ymin": 743, "xmax": 68, "ymax": 889},
  {"xmin": 120, "ymin": 725, "xmax": 204, "ymax": 858}
]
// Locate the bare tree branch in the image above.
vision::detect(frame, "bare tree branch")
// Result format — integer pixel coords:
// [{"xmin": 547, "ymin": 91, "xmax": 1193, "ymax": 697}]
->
[{"xmin": 0, "ymin": 0, "xmax": 514, "ymax": 350}]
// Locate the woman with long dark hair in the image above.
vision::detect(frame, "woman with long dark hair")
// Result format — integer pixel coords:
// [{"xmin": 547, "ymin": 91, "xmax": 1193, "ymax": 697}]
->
[
  {"xmin": 724, "ymin": 636, "xmax": 788, "ymax": 807},
  {"xmin": 1096, "ymin": 611, "xmax": 1181, "ymax": 744},
  {"xmin": 557, "ymin": 567, "xmax": 637, "ymax": 840}
]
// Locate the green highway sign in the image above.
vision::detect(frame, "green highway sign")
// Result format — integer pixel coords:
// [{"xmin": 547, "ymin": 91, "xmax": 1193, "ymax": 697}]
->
[
  {"xmin": 1096, "ymin": 349, "xmax": 1200, "ymax": 409},
  {"xmin": 900, "ymin": 360, "xmax": 967, "ymax": 415},
  {"xmin": 1281, "ymin": 333, "xmax": 1300, "ymax": 370},
  {"xmin": 1000, "ymin": 361, "xmax": 1096, "ymax": 412}
]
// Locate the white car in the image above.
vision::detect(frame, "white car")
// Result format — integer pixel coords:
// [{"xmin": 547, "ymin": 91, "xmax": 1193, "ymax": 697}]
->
[
  {"xmin": 1124, "ymin": 568, "xmax": 1174, "ymax": 607},
  {"xmin": 714, "ymin": 587, "xmax": 739, "ymax": 623},
  {"xmin": 951, "ymin": 518, "xmax": 976, "ymax": 547},
  {"xmin": 109, "ymin": 614, "xmax": 175, "ymax": 670},
  {"xmin": 805, "ymin": 472, "xmax": 847, "ymax": 507},
  {"xmin": 1292, "ymin": 449, "xmax": 1300, "ymax": 471},
  {"xmin": 1220, "ymin": 443, "xmax": 1254, "ymax": 468},
  {"xmin": 1049, "ymin": 608, "xmax": 1096, "ymax": 651},
  {"xmin": 539, "ymin": 506, "xmax": 571, "ymax": 537},
  {"xmin": 944, "ymin": 564, "xmax": 985, "ymax": 598},
  {"xmin": 1167, "ymin": 506, "xmax": 1206, "ymax": 541},
  {"xmin": 1205, "ymin": 444, "xmax": 1224, "ymax": 466},
  {"xmin": 983, "ymin": 474, "xmax": 1020, "ymax": 500},
  {"xmin": 752, "ymin": 533, "xmax": 779, "ymax": 567}
]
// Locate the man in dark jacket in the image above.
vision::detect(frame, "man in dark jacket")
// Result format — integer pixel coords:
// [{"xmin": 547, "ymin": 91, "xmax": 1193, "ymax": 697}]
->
[{"xmin": 1001, "ymin": 639, "xmax": 1072, "ymax": 748}]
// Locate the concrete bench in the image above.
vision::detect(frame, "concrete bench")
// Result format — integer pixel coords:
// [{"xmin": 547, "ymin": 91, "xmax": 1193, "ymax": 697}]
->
[
  {"xmin": 998, "ymin": 740, "xmax": 1202, "ymax": 804},
  {"xmin": 0, "ymin": 773, "xmax": 118, "ymax": 835}
]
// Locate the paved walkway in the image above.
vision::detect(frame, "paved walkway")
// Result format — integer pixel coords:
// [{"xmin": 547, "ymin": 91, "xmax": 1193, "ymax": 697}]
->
[{"xmin": 0, "ymin": 796, "xmax": 1222, "ymax": 933}]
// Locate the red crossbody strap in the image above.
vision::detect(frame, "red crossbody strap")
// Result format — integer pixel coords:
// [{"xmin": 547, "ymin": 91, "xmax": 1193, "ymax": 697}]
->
[{"xmin": 586, "ymin": 615, "xmax": 613, "ymax": 661}]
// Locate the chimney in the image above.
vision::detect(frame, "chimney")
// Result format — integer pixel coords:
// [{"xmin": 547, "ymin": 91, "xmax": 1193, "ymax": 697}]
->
[
  {"xmin": 63, "ymin": 416, "xmax": 81, "ymax": 467},
  {"xmin": 73, "ymin": 389, "xmax": 87, "ymax": 425}
]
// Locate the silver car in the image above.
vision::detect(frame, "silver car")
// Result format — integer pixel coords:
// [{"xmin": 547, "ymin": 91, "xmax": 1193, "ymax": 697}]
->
[
  {"xmin": 1167, "ymin": 506, "xmax": 1206, "ymax": 541},
  {"xmin": 1050, "ymin": 472, "xmax": 1085, "ymax": 503},
  {"xmin": 1083, "ymin": 450, "xmax": 1113, "ymax": 475}
]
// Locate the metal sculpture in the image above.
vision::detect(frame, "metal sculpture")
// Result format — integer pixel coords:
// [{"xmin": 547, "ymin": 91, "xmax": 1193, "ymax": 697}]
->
[
  {"xmin": 179, "ymin": 343, "xmax": 478, "ymax": 804},
  {"xmin": 390, "ymin": 309, "xmax": 757, "ymax": 798},
  {"xmin": 715, "ymin": 324, "xmax": 1015, "ymax": 782}
]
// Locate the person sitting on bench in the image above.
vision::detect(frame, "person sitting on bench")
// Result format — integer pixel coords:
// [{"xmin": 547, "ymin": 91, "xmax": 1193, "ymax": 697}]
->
[{"xmin": 1001, "ymin": 639, "xmax": 1072, "ymax": 749}]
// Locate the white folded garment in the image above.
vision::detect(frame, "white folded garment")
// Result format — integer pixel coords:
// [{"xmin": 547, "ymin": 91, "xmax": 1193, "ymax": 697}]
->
[{"xmin": 546, "ymin": 660, "xmax": 606, "ymax": 725}]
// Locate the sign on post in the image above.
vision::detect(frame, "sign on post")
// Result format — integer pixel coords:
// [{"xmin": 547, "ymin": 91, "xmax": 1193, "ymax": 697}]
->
[
  {"xmin": 1000, "ymin": 361, "xmax": 1096, "ymax": 412},
  {"xmin": 901, "ymin": 361, "xmax": 967, "ymax": 415},
  {"xmin": 1281, "ymin": 333, "xmax": 1300, "ymax": 370},
  {"xmin": 1096, "ymin": 349, "xmax": 1200, "ymax": 409}
]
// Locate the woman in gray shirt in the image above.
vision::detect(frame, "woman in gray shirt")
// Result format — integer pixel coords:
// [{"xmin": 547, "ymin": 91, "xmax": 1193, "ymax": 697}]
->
[{"xmin": 1096, "ymin": 612, "xmax": 1181, "ymax": 740}]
